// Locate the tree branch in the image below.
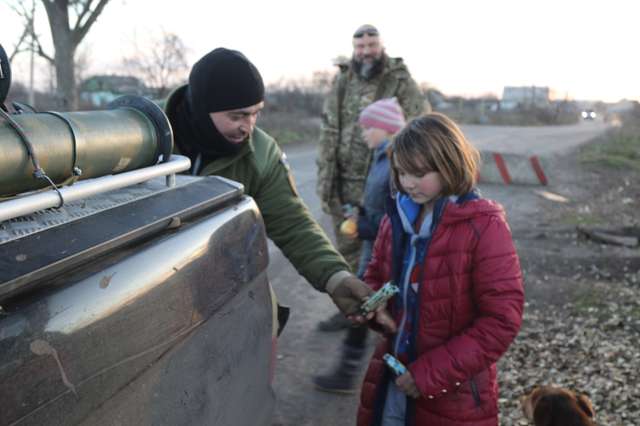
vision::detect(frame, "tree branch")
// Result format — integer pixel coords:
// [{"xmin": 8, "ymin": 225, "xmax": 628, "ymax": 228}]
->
[
  {"xmin": 7, "ymin": 0, "xmax": 33, "ymax": 19},
  {"xmin": 72, "ymin": 0, "xmax": 94, "ymax": 33},
  {"xmin": 9, "ymin": 27, "xmax": 30, "ymax": 61},
  {"xmin": 73, "ymin": 0, "xmax": 110, "ymax": 45},
  {"xmin": 9, "ymin": 47, "xmax": 31, "ymax": 62},
  {"xmin": 33, "ymin": 36, "xmax": 55, "ymax": 64},
  {"xmin": 7, "ymin": 0, "xmax": 53, "ymax": 63}
]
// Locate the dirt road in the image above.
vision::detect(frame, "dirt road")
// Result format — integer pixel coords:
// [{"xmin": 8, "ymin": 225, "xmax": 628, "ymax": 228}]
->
[
  {"xmin": 268, "ymin": 121, "xmax": 612, "ymax": 426},
  {"xmin": 461, "ymin": 120, "xmax": 608, "ymax": 155}
]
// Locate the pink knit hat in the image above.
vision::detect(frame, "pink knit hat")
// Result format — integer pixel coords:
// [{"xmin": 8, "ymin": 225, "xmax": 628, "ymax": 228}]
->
[{"xmin": 358, "ymin": 97, "xmax": 406, "ymax": 134}]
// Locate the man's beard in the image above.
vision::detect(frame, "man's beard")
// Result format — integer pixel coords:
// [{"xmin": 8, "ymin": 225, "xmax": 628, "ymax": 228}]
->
[{"xmin": 352, "ymin": 53, "xmax": 386, "ymax": 80}]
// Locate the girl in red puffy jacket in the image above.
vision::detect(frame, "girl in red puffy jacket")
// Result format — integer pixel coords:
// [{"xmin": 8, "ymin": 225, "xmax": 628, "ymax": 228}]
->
[{"xmin": 357, "ymin": 113, "xmax": 524, "ymax": 426}]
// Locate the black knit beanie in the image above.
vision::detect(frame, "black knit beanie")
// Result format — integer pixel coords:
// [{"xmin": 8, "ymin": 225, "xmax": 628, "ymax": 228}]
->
[
  {"xmin": 176, "ymin": 48, "xmax": 265, "ymax": 163},
  {"xmin": 188, "ymin": 48, "xmax": 264, "ymax": 114}
]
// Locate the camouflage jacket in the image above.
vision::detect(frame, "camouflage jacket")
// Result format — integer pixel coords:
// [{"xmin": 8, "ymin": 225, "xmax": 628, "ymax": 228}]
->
[{"xmin": 316, "ymin": 54, "xmax": 426, "ymax": 212}]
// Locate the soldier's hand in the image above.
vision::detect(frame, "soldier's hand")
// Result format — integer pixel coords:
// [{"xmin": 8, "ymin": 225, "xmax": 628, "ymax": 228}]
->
[
  {"xmin": 328, "ymin": 275, "xmax": 396, "ymax": 334},
  {"xmin": 328, "ymin": 274, "xmax": 371, "ymax": 316}
]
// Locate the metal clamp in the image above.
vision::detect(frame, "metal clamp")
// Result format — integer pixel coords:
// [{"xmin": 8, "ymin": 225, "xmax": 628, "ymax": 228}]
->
[{"xmin": 42, "ymin": 111, "xmax": 84, "ymax": 183}]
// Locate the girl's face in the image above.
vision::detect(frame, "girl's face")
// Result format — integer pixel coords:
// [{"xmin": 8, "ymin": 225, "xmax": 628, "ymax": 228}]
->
[
  {"xmin": 361, "ymin": 125, "xmax": 389, "ymax": 149},
  {"xmin": 395, "ymin": 158, "xmax": 444, "ymax": 205}
]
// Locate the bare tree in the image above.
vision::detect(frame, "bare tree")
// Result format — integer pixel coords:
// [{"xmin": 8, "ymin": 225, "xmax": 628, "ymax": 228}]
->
[
  {"xmin": 9, "ymin": 0, "xmax": 111, "ymax": 110},
  {"xmin": 6, "ymin": 1, "xmax": 36, "ymax": 61},
  {"xmin": 123, "ymin": 31, "xmax": 189, "ymax": 99},
  {"xmin": 42, "ymin": 0, "xmax": 110, "ymax": 109},
  {"xmin": 6, "ymin": 0, "xmax": 38, "ymax": 104}
]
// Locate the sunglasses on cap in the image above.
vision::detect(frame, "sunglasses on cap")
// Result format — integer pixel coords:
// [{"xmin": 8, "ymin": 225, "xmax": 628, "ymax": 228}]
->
[{"xmin": 353, "ymin": 27, "xmax": 379, "ymax": 38}]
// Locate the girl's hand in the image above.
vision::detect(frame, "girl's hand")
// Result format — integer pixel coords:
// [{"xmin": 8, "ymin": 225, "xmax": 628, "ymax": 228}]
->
[
  {"xmin": 347, "ymin": 307, "xmax": 396, "ymax": 334},
  {"xmin": 395, "ymin": 371, "xmax": 420, "ymax": 399}
]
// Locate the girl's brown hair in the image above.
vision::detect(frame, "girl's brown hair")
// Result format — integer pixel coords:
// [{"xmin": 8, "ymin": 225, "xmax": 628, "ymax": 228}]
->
[{"xmin": 388, "ymin": 112, "xmax": 480, "ymax": 196}]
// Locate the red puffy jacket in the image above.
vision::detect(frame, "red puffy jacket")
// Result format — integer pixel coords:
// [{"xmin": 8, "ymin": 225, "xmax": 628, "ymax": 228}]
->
[{"xmin": 358, "ymin": 197, "xmax": 524, "ymax": 426}]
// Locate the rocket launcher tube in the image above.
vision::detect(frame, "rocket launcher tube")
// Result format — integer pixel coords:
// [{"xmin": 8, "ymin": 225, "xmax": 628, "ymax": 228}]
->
[{"xmin": 0, "ymin": 95, "xmax": 173, "ymax": 197}]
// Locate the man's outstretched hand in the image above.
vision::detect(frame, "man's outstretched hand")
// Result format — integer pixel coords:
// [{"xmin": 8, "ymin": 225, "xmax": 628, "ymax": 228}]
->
[{"xmin": 328, "ymin": 275, "xmax": 397, "ymax": 334}]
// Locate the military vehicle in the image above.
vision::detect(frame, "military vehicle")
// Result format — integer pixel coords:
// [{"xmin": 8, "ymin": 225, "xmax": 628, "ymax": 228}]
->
[{"xmin": 0, "ymin": 44, "xmax": 286, "ymax": 426}]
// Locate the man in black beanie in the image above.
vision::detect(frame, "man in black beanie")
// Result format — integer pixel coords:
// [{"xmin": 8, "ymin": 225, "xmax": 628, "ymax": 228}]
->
[{"xmin": 165, "ymin": 48, "xmax": 395, "ymax": 330}]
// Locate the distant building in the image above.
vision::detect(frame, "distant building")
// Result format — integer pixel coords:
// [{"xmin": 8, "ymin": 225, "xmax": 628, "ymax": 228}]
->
[
  {"xmin": 607, "ymin": 99, "xmax": 638, "ymax": 114},
  {"xmin": 79, "ymin": 75, "xmax": 148, "ymax": 107},
  {"xmin": 501, "ymin": 86, "xmax": 550, "ymax": 110}
]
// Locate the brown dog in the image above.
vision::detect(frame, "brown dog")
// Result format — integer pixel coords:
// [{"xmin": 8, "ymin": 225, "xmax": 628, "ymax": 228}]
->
[{"xmin": 520, "ymin": 386, "xmax": 596, "ymax": 426}]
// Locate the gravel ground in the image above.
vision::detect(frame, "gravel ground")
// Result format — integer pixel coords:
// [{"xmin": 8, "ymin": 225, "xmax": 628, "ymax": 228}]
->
[{"xmin": 498, "ymin": 129, "xmax": 640, "ymax": 425}]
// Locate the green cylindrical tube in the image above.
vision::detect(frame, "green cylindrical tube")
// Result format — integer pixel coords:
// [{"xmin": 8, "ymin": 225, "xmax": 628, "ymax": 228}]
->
[{"xmin": 0, "ymin": 96, "xmax": 172, "ymax": 197}]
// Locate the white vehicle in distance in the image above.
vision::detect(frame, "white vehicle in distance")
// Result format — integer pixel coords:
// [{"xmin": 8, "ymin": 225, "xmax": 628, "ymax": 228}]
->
[{"xmin": 581, "ymin": 109, "xmax": 597, "ymax": 120}]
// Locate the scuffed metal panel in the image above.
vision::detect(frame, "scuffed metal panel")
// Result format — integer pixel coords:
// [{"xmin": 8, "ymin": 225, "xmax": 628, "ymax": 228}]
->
[
  {"xmin": 0, "ymin": 197, "xmax": 274, "ymax": 425},
  {"xmin": 0, "ymin": 175, "xmax": 244, "ymax": 303}
]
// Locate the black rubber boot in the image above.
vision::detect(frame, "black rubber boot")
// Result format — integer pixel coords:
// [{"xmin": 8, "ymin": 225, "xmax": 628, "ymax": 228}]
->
[{"xmin": 313, "ymin": 327, "xmax": 368, "ymax": 394}]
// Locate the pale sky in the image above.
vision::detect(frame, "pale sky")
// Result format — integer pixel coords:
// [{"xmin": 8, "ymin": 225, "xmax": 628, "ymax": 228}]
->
[{"xmin": 1, "ymin": 0, "xmax": 638, "ymax": 102}]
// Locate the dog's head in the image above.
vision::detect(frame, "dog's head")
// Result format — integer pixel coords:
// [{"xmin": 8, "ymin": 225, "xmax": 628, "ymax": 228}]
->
[{"xmin": 520, "ymin": 386, "xmax": 596, "ymax": 426}]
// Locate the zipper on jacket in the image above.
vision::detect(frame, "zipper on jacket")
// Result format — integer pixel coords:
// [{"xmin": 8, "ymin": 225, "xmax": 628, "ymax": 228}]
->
[{"xmin": 394, "ymin": 238, "xmax": 417, "ymax": 356}]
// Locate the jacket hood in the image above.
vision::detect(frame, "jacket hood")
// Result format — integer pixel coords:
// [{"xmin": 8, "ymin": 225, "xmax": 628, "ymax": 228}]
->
[{"xmin": 440, "ymin": 198, "xmax": 506, "ymax": 226}]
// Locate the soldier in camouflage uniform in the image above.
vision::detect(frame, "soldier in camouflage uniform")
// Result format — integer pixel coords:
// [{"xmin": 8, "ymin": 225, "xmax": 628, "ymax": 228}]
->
[
  {"xmin": 315, "ymin": 25, "xmax": 427, "ymax": 331},
  {"xmin": 313, "ymin": 25, "xmax": 428, "ymax": 393},
  {"xmin": 316, "ymin": 24, "xmax": 427, "ymax": 275}
]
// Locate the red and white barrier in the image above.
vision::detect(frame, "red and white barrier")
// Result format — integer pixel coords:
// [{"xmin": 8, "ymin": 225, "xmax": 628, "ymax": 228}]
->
[{"xmin": 478, "ymin": 151, "xmax": 548, "ymax": 186}]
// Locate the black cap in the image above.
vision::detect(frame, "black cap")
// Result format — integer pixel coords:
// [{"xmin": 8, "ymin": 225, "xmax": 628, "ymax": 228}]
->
[
  {"xmin": 353, "ymin": 24, "xmax": 379, "ymax": 38},
  {"xmin": 188, "ymin": 48, "xmax": 264, "ymax": 115}
]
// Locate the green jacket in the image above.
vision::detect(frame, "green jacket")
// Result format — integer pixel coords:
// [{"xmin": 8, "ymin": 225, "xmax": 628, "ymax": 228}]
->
[
  {"xmin": 165, "ymin": 86, "xmax": 349, "ymax": 290},
  {"xmin": 316, "ymin": 55, "xmax": 427, "ymax": 210}
]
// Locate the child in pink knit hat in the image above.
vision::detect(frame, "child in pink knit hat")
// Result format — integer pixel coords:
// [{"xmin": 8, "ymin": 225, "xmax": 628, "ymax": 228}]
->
[
  {"xmin": 359, "ymin": 97, "xmax": 406, "ymax": 141},
  {"xmin": 314, "ymin": 97, "xmax": 406, "ymax": 393},
  {"xmin": 348, "ymin": 96, "xmax": 404, "ymax": 270}
]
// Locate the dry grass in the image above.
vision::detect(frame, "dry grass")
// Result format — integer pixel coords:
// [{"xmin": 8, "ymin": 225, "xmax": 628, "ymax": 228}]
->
[{"xmin": 580, "ymin": 113, "xmax": 640, "ymax": 171}]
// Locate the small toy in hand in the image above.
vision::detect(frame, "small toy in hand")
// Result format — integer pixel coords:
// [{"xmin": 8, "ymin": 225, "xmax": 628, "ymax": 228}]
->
[
  {"xmin": 383, "ymin": 353, "xmax": 407, "ymax": 376},
  {"xmin": 360, "ymin": 282, "xmax": 399, "ymax": 315}
]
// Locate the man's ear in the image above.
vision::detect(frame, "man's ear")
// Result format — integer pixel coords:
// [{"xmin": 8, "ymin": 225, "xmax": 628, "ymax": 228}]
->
[{"xmin": 576, "ymin": 394, "xmax": 595, "ymax": 418}]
